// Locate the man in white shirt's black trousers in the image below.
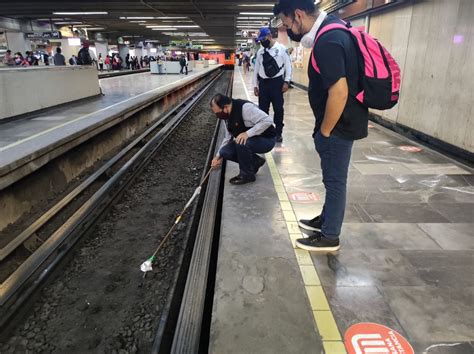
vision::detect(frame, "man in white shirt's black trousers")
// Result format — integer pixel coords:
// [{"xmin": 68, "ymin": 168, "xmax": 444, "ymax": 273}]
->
[
  {"xmin": 253, "ymin": 27, "xmax": 292, "ymax": 143},
  {"xmin": 211, "ymin": 94, "xmax": 276, "ymax": 185}
]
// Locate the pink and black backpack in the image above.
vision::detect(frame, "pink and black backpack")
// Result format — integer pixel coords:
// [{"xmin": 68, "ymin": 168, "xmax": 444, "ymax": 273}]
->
[{"xmin": 312, "ymin": 22, "xmax": 401, "ymax": 110}]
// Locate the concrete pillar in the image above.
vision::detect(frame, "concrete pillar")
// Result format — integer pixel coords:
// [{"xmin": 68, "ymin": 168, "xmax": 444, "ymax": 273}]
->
[
  {"xmin": 95, "ymin": 41, "xmax": 108, "ymax": 59},
  {"xmin": 5, "ymin": 32, "xmax": 30, "ymax": 54}
]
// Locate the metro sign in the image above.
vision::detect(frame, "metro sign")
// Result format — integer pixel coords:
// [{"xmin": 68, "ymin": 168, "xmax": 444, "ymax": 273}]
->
[{"xmin": 345, "ymin": 323, "xmax": 414, "ymax": 354}]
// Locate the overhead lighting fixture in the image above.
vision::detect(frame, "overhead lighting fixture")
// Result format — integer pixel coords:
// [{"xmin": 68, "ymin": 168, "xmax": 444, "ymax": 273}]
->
[
  {"xmin": 152, "ymin": 28, "xmax": 177, "ymax": 31},
  {"xmin": 53, "ymin": 12, "xmax": 108, "ymax": 15},
  {"xmin": 161, "ymin": 20, "xmax": 193, "ymax": 23},
  {"xmin": 174, "ymin": 25, "xmax": 199, "ymax": 28},
  {"xmin": 238, "ymin": 4, "xmax": 274, "ymax": 6},
  {"xmin": 121, "ymin": 16, "xmax": 154, "ymax": 20},
  {"xmin": 239, "ymin": 12, "xmax": 273, "ymax": 15},
  {"xmin": 129, "ymin": 20, "xmax": 147, "ymax": 23},
  {"xmin": 55, "ymin": 22, "xmax": 82, "ymax": 25},
  {"xmin": 155, "ymin": 17, "xmax": 188, "ymax": 19},
  {"xmin": 85, "ymin": 27, "xmax": 105, "ymax": 30}
]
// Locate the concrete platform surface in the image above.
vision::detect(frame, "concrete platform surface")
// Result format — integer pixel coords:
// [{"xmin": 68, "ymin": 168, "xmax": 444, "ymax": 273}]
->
[{"xmin": 210, "ymin": 67, "xmax": 474, "ymax": 354}]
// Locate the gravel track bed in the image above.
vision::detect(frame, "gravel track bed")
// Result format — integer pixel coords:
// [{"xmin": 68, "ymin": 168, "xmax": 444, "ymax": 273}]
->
[{"xmin": 0, "ymin": 72, "xmax": 230, "ymax": 354}]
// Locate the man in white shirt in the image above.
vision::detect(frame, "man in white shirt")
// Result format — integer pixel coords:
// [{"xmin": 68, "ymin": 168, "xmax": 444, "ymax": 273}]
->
[
  {"xmin": 210, "ymin": 94, "xmax": 276, "ymax": 185},
  {"xmin": 253, "ymin": 27, "xmax": 292, "ymax": 143}
]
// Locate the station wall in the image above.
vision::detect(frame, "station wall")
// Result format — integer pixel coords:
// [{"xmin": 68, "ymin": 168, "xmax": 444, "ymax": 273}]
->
[
  {"xmin": 289, "ymin": 0, "xmax": 473, "ymax": 153},
  {"xmin": 370, "ymin": 0, "xmax": 473, "ymax": 153}
]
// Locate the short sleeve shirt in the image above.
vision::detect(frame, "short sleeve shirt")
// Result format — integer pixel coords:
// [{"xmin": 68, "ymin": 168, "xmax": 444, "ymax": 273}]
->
[{"xmin": 308, "ymin": 15, "xmax": 368, "ymax": 140}]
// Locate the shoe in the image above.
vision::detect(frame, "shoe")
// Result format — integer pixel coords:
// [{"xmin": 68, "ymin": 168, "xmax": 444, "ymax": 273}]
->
[
  {"xmin": 298, "ymin": 215, "xmax": 322, "ymax": 232},
  {"xmin": 229, "ymin": 175, "xmax": 256, "ymax": 185},
  {"xmin": 253, "ymin": 155, "xmax": 266, "ymax": 174},
  {"xmin": 295, "ymin": 231, "xmax": 340, "ymax": 252},
  {"xmin": 276, "ymin": 136, "xmax": 283, "ymax": 143}
]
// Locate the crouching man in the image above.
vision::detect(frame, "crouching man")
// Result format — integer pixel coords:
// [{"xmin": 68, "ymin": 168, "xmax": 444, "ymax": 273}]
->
[{"xmin": 210, "ymin": 94, "xmax": 276, "ymax": 185}]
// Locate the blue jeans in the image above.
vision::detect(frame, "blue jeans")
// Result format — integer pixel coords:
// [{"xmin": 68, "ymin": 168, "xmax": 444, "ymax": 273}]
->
[
  {"xmin": 314, "ymin": 131, "xmax": 354, "ymax": 239},
  {"xmin": 219, "ymin": 136, "xmax": 276, "ymax": 177}
]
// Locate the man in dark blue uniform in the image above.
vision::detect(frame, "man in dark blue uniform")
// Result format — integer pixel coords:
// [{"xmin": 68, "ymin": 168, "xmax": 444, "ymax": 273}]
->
[
  {"xmin": 253, "ymin": 27, "xmax": 292, "ymax": 143},
  {"xmin": 274, "ymin": 0, "xmax": 369, "ymax": 251}
]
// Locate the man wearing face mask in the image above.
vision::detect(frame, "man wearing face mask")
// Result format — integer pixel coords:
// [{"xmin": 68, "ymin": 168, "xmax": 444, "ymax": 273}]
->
[
  {"xmin": 210, "ymin": 94, "xmax": 276, "ymax": 185},
  {"xmin": 253, "ymin": 27, "xmax": 292, "ymax": 143},
  {"xmin": 273, "ymin": 0, "xmax": 369, "ymax": 252}
]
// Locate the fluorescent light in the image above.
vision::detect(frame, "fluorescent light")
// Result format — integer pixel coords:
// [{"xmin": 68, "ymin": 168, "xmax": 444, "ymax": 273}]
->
[
  {"xmin": 55, "ymin": 22, "xmax": 82, "ymax": 25},
  {"xmin": 152, "ymin": 28, "xmax": 177, "ymax": 31},
  {"xmin": 122, "ymin": 17, "xmax": 154, "ymax": 20},
  {"xmin": 129, "ymin": 20, "xmax": 147, "ymax": 23},
  {"xmin": 146, "ymin": 25, "xmax": 174, "ymax": 28},
  {"xmin": 240, "ymin": 12, "xmax": 273, "ymax": 15},
  {"xmin": 174, "ymin": 25, "xmax": 199, "ymax": 28},
  {"xmin": 53, "ymin": 12, "xmax": 108, "ymax": 15},
  {"xmin": 238, "ymin": 4, "xmax": 274, "ymax": 6},
  {"xmin": 155, "ymin": 17, "xmax": 188, "ymax": 19},
  {"xmin": 86, "ymin": 28, "xmax": 105, "ymax": 30}
]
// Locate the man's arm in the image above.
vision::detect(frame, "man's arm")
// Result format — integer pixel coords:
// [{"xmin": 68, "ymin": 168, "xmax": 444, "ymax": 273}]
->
[
  {"xmin": 253, "ymin": 51, "xmax": 261, "ymax": 95},
  {"xmin": 320, "ymin": 77, "xmax": 348, "ymax": 137}
]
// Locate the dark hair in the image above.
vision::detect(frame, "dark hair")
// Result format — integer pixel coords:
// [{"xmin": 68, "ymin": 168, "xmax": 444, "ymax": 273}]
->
[
  {"xmin": 6, "ymin": 49, "xmax": 11, "ymax": 53},
  {"xmin": 56, "ymin": 47, "xmax": 62, "ymax": 53},
  {"xmin": 273, "ymin": 0, "xmax": 316, "ymax": 18},
  {"xmin": 211, "ymin": 94, "xmax": 232, "ymax": 109}
]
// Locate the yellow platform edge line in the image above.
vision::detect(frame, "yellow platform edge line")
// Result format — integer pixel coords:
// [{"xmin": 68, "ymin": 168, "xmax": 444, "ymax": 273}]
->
[{"xmin": 265, "ymin": 152, "xmax": 345, "ymax": 349}]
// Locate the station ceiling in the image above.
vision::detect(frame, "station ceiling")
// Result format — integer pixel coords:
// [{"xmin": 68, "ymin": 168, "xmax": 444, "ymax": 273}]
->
[{"xmin": 0, "ymin": 0, "xmax": 278, "ymax": 49}]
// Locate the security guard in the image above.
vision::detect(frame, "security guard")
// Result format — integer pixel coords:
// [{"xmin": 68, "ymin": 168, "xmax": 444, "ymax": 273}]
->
[
  {"xmin": 210, "ymin": 94, "xmax": 276, "ymax": 185},
  {"xmin": 253, "ymin": 27, "xmax": 292, "ymax": 143}
]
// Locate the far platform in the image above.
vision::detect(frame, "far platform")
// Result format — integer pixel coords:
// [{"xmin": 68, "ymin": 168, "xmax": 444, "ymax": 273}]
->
[
  {"xmin": 210, "ymin": 67, "xmax": 473, "ymax": 354},
  {"xmin": 0, "ymin": 65, "xmax": 222, "ymax": 189}
]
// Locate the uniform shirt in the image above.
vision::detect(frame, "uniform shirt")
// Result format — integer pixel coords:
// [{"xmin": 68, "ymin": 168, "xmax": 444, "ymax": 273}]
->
[
  {"xmin": 309, "ymin": 15, "xmax": 368, "ymax": 140},
  {"xmin": 217, "ymin": 102, "xmax": 274, "ymax": 157},
  {"xmin": 252, "ymin": 41, "xmax": 292, "ymax": 87}
]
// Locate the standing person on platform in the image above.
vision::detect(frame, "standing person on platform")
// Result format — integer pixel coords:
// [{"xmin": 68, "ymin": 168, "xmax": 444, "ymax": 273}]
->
[
  {"xmin": 77, "ymin": 42, "xmax": 93, "ymax": 65},
  {"xmin": 253, "ymin": 27, "xmax": 292, "ymax": 143},
  {"xmin": 105, "ymin": 55, "xmax": 111, "ymax": 71},
  {"xmin": 2, "ymin": 50, "xmax": 15, "ymax": 66},
  {"xmin": 210, "ymin": 94, "xmax": 276, "ymax": 185},
  {"xmin": 274, "ymin": 0, "xmax": 369, "ymax": 252},
  {"xmin": 179, "ymin": 55, "xmax": 188, "ymax": 75},
  {"xmin": 53, "ymin": 47, "xmax": 66, "ymax": 66},
  {"xmin": 69, "ymin": 55, "xmax": 78, "ymax": 66},
  {"xmin": 98, "ymin": 54, "xmax": 104, "ymax": 72}
]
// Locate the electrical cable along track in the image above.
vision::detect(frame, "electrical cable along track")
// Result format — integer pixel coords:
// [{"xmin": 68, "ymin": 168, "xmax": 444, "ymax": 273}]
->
[{"xmin": 0, "ymin": 69, "xmax": 233, "ymax": 354}]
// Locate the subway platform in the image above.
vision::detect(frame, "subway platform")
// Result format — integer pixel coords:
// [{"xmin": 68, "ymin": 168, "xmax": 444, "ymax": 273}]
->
[
  {"xmin": 0, "ymin": 65, "xmax": 221, "ymax": 189},
  {"xmin": 210, "ymin": 68, "xmax": 473, "ymax": 354}
]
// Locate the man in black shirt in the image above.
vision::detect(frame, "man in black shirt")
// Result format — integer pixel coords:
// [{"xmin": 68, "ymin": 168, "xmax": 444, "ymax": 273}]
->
[{"xmin": 274, "ymin": 0, "xmax": 369, "ymax": 252}]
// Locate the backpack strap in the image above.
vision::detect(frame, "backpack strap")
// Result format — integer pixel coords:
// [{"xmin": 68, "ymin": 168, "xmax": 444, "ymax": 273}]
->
[{"xmin": 311, "ymin": 23, "xmax": 350, "ymax": 74}]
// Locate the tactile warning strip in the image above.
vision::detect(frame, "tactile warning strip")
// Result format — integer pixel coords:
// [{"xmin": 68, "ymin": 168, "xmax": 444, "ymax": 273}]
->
[{"xmin": 265, "ymin": 153, "xmax": 347, "ymax": 354}]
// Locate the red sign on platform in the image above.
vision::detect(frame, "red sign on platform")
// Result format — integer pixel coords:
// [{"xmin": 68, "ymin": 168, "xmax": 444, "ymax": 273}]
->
[
  {"xmin": 289, "ymin": 192, "xmax": 320, "ymax": 203},
  {"xmin": 345, "ymin": 323, "xmax": 414, "ymax": 354},
  {"xmin": 399, "ymin": 145, "xmax": 423, "ymax": 153}
]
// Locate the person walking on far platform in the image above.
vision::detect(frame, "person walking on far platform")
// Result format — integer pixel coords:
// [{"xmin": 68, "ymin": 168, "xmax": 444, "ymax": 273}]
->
[
  {"xmin": 253, "ymin": 27, "xmax": 292, "ymax": 143},
  {"xmin": 274, "ymin": 0, "xmax": 369, "ymax": 252},
  {"xmin": 210, "ymin": 94, "xmax": 276, "ymax": 185}
]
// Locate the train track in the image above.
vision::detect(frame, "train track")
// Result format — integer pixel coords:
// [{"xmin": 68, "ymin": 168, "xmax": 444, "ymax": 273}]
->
[{"xmin": 0, "ymin": 69, "xmax": 230, "ymax": 351}]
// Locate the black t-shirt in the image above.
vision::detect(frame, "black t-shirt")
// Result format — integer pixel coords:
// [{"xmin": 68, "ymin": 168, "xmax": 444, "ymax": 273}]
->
[{"xmin": 308, "ymin": 15, "xmax": 368, "ymax": 140}]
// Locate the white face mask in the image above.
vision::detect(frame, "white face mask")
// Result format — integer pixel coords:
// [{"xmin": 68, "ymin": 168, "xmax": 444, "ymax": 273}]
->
[{"xmin": 300, "ymin": 11, "xmax": 328, "ymax": 49}]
